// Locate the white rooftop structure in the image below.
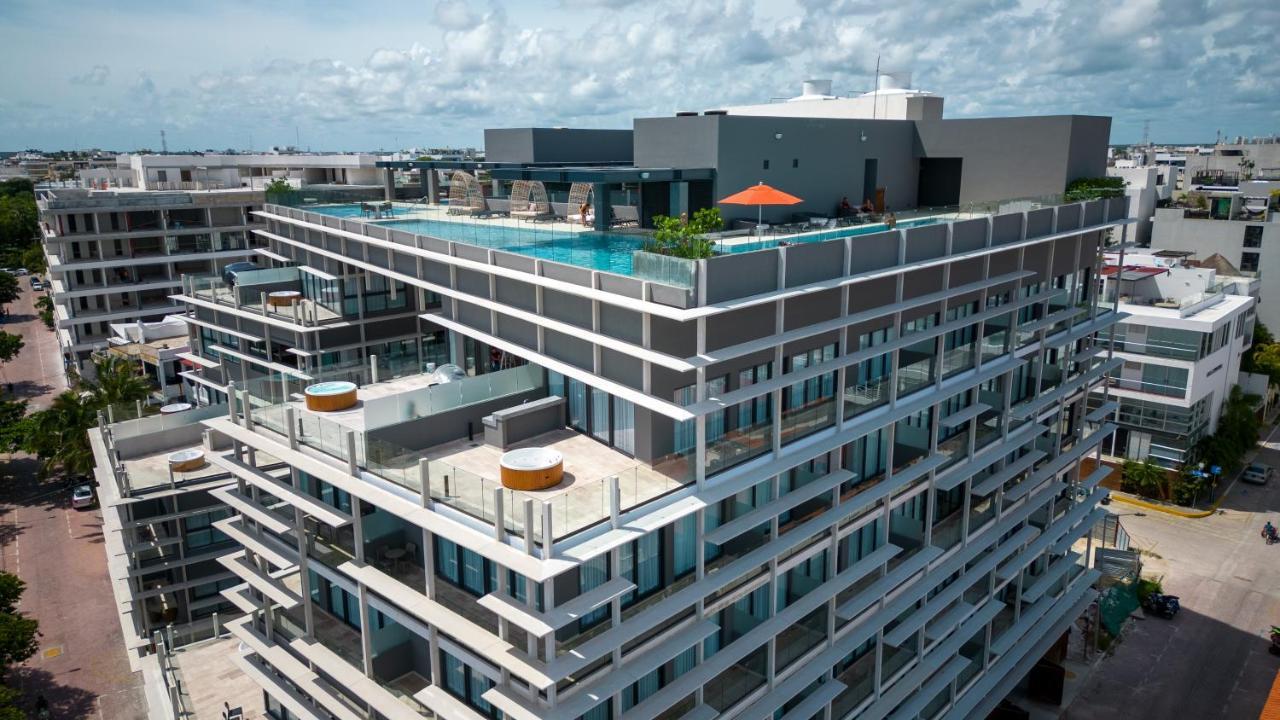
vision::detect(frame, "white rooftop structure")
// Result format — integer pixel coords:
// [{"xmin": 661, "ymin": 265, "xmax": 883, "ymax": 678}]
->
[{"xmin": 720, "ymin": 73, "xmax": 944, "ymax": 121}]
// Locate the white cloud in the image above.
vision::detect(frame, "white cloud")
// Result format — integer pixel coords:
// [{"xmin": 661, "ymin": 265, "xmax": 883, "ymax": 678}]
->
[
  {"xmin": 68, "ymin": 64, "xmax": 109, "ymax": 86},
  {"xmin": 5, "ymin": 0, "xmax": 1280, "ymax": 150}
]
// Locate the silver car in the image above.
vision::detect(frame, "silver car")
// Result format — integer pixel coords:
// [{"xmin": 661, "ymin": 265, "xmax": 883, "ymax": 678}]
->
[
  {"xmin": 1242, "ymin": 463, "xmax": 1273, "ymax": 485},
  {"xmin": 71, "ymin": 484, "xmax": 95, "ymax": 509}
]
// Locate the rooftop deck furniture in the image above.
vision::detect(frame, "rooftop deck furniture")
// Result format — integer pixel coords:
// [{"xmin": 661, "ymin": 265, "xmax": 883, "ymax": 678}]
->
[
  {"xmin": 499, "ymin": 447, "xmax": 564, "ymax": 491},
  {"xmin": 508, "ymin": 180, "xmax": 553, "ymax": 220},
  {"xmin": 446, "ymin": 170, "xmax": 487, "ymax": 216},
  {"xmin": 304, "ymin": 381, "xmax": 358, "ymax": 412}
]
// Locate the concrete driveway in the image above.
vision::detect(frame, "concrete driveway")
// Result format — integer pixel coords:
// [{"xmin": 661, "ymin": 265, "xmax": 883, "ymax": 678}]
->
[{"xmin": 1069, "ymin": 426, "xmax": 1280, "ymax": 719}]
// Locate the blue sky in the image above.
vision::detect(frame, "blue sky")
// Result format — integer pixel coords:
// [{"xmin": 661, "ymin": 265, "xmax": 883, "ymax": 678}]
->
[{"xmin": 1, "ymin": 0, "xmax": 1277, "ymax": 152}]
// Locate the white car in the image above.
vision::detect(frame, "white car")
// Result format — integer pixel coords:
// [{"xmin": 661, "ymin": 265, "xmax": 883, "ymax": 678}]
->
[
  {"xmin": 71, "ymin": 484, "xmax": 95, "ymax": 509},
  {"xmin": 10, "ymin": 268, "xmax": 27, "ymax": 276},
  {"xmin": 1242, "ymin": 463, "xmax": 1273, "ymax": 485}
]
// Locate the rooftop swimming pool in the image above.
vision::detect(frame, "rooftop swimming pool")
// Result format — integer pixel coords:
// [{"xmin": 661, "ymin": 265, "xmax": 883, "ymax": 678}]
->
[{"xmin": 298, "ymin": 203, "xmax": 941, "ymax": 276}]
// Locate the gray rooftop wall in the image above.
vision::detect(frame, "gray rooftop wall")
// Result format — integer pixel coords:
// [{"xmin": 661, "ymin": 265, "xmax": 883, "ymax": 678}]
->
[
  {"xmin": 914, "ymin": 115, "xmax": 1111, "ymax": 205},
  {"xmin": 483, "ymin": 128, "xmax": 634, "ymax": 164}
]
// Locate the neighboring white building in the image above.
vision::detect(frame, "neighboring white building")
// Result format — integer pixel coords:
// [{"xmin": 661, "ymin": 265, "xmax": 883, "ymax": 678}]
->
[
  {"xmin": 79, "ymin": 152, "xmax": 384, "ymax": 191},
  {"xmin": 38, "ymin": 153, "xmax": 388, "ymax": 381},
  {"xmin": 1106, "ymin": 165, "xmax": 1173, "ymax": 246},
  {"xmin": 1150, "ymin": 187, "xmax": 1280, "ymax": 329},
  {"xmin": 719, "ymin": 74, "xmax": 945, "ymax": 121},
  {"xmin": 101, "ymin": 315, "xmax": 191, "ymax": 405},
  {"xmin": 1092, "ymin": 251, "xmax": 1257, "ymax": 467},
  {"xmin": 37, "ymin": 186, "xmax": 266, "ymax": 377}
]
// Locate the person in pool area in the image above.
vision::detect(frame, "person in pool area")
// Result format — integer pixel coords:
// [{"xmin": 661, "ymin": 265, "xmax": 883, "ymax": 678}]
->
[
  {"xmin": 579, "ymin": 202, "xmax": 592, "ymax": 227},
  {"xmin": 860, "ymin": 197, "xmax": 875, "ymax": 213},
  {"xmin": 838, "ymin": 196, "xmax": 853, "ymax": 217},
  {"xmin": 885, "ymin": 207, "xmax": 897, "ymax": 228}
]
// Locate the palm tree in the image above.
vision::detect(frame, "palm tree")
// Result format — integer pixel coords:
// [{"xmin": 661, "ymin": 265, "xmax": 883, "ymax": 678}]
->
[
  {"xmin": 25, "ymin": 391, "xmax": 98, "ymax": 478},
  {"xmin": 81, "ymin": 355, "xmax": 151, "ymax": 417}
]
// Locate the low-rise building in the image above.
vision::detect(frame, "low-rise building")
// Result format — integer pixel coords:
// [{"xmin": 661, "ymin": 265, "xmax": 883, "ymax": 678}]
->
[
  {"xmin": 100, "ymin": 315, "xmax": 190, "ymax": 405},
  {"xmin": 1091, "ymin": 251, "xmax": 1257, "ymax": 467}
]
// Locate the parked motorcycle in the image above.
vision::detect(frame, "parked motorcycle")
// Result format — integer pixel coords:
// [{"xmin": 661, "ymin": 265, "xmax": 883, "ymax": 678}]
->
[
  {"xmin": 1269, "ymin": 626, "xmax": 1280, "ymax": 656},
  {"xmin": 1142, "ymin": 592, "xmax": 1180, "ymax": 619}
]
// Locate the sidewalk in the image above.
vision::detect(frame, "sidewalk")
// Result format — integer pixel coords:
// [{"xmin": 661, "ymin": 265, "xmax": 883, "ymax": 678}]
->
[{"xmin": 1108, "ymin": 422, "xmax": 1279, "ymax": 519}]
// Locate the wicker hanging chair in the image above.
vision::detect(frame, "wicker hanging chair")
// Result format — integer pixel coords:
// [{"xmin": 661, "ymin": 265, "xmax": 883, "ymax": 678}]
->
[
  {"xmin": 447, "ymin": 170, "xmax": 486, "ymax": 215},
  {"xmin": 509, "ymin": 180, "xmax": 551, "ymax": 219}
]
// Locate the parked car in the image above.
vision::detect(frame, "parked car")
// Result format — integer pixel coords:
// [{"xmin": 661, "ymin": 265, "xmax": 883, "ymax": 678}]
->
[
  {"xmin": 70, "ymin": 484, "xmax": 95, "ymax": 509},
  {"xmin": 29, "ymin": 278, "xmax": 43, "ymax": 291},
  {"xmin": 1242, "ymin": 463, "xmax": 1273, "ymax": 485},
  {"xmin": 10, "ymin": 268, "xmax": 28, "ymax": 276}
]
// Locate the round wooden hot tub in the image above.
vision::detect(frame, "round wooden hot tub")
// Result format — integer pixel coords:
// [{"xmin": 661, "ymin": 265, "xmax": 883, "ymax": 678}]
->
[
  {"xmin": 499, "ymin": 448, "xmax": 564, "ymax": 491},
  {"xmin": 168, "ymin": 449, "xmax": 207, "ymax": 473},
  {"xmin": 304, "ymin": 381, "xmax": 358, "ymax": 412},
  {"xmin": 267, "ymin": 290, "xmax": 302, "ymax": 307}
]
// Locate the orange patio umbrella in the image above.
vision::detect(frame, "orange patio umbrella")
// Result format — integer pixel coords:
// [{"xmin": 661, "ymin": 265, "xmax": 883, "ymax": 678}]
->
[{"xmin": 720, "ymin": 181, "xmax": 803, "ymax": 233}]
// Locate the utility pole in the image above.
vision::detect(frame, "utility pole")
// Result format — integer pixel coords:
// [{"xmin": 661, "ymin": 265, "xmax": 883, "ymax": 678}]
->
[{"xmin": 871, "ymin": 54, "xmax": 881, "ymax": 121}]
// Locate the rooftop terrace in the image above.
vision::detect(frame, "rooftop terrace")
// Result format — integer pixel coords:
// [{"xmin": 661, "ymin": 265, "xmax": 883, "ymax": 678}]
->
[
  {"xmin": 293, "ymin": 201, "xmax": 959, "ymax": 278},
  {"xmin": 239, "ymin": 364, "xmax": 689, "ymax": 543}
]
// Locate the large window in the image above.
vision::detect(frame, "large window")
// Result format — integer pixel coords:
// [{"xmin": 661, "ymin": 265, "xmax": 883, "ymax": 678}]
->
[
  {"xmin": 846, "ymin": 326, "xmax": 893, "ymax": 418},
  {"xmin": 620, "ymin": 532, "xmax": 662, "ymax": 607},
  {"xmin": 552, "ymin": 373, "xmax": 636, "ymax": 456},
  {"xmin": 183, "ymin": 508, "xmax": 232, "ymax": 551},
  {"xmin": 440, "ymin": 650, "xmax": 498, "ymax": 719},
  {"xmin": 782, "ymin": 344, "xmax": 838, "ymax": 443},
  {"xmin": 435, "ymin": 537, "xmax": 498, "ymax": 597}
]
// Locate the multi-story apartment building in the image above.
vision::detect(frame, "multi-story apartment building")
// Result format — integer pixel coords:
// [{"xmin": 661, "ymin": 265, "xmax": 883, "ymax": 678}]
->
[
  {"xmin": 79, "ymin": 152, "xmax": 384, "ymax": 191},
  {"xmin": 37, "ymin": 154, "xmax": 387, "ymax": 379},
  {"xmin": 37, "ymin": 186, "xmax": 267, "ymax": 375},
  {"xmin": 88, "ymin": 403, "xmax": 243, "ymax": 655},
  {"xmin": 1091, "ymin": 252, "xmax": 1256, "ymax": 467},
  {"xmin": 1150, "ymin": 185, "xmax": 1279, "ymax": 328},
  {"xmin": 186, "ymin": 169, "xmax": 1130, "ymax": 720}
]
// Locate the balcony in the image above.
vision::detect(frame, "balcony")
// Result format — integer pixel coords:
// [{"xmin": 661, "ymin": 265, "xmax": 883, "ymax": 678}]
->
[
  {"xmin": 186, "ymin": 269, "xmax": 349, "ymax": 326},
  {"xmin": 1190, "ymin": 171, "xmax": 1238, "ymax": 187},
  {"xmin": 246, "ymin": 363, "xmax": 690, "ymax": 544},
  {"xmin": 1106, "ymin": 376, "xmax": 1186, "ymax": 399}
]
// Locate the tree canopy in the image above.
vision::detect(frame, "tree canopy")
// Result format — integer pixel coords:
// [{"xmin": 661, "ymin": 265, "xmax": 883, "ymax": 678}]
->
[
  {"xmin": 1064, "ymin": 176, "xmax": 1126, "ymax": 202},
  {"xmin": 0, "ymin": 332, "xmax": 23, "ymax": 367},
  {"xmin": 0, "ymin": 273, "xmax": 18, "ymax": 308}
]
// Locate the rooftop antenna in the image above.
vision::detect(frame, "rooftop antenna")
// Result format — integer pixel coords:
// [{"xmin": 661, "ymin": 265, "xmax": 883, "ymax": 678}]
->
[
  {"xmin": 160, "ymin": 129, "xmax": 168, "ymax": 154},
  {"xmin": 871, "ymin": 53, "xmax": 881, "ymax": 121},
  {"xmin": 1141, "ymin": 119, "xmax": 1150, "ymax": 148},
  {"xmin": 295, "ymin": 125, "xmax": 301, "ymax": 150}
]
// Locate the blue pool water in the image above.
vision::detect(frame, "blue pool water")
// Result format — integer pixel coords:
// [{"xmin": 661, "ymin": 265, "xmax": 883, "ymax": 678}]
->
[
  {"xmin": 378, "ymin": 219, "xmax": 645, "ymax": 275},
  {"xmin": 306, "ymin": 203, "xmax": 402, "ymax": 219},
  {"xmin": 303, "ymin": 204, "xmax": 941, "ymax": 274}
]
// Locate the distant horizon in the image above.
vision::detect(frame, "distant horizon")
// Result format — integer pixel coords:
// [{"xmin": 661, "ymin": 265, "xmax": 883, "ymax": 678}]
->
[{"xmin": 3, "ymin": 0, "xmax": 1278, "ymax": 150}]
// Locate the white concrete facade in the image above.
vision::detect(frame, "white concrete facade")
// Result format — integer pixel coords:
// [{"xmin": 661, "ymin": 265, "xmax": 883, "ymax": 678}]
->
[
  {"xmin": 37, "ymin": 186, "xmax": 267, "ymax": 378},
  {"xmin": 1095, "ymin": 253, "xmax": 1257, "ymax": 466},
  {"xmin": 1150, "ymin": 204, "xmax": 1280, "ymax": 329}
]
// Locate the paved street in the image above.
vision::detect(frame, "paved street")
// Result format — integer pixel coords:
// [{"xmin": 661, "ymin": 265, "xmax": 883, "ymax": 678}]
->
[
  {"xmin": 0, "ymin": 279, "xmax": 148, "ymax": 719},
  {"xmin": 2, "ymin": 278, "xmax": 66, "ymax": 409},
  {"xmin": 1069, "ymin": 425, "xmax": 1280, "ymax": 719}
]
